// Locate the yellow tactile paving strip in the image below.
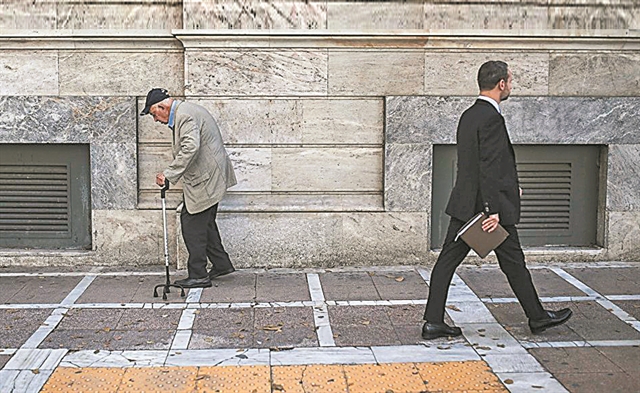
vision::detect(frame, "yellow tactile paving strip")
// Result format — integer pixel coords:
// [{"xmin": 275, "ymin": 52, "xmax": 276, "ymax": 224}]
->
[{"xmin": 41, "ymin": 361, "xmax": 508, "ymax": 393}]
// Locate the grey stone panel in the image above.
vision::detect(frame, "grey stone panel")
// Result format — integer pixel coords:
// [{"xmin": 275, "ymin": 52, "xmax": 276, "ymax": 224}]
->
[
  {"xmin": 503, "ymin": 97, "xmax": 640, "ymax": 145},
  {"xmin": 185, "ymin": 51, "xmax": 328, "ymax": 96},
  {"xmin": 91, "ymin": 144, "xmax": 137, "ymax": 210},
  {"xmin": 385, "ymin": 96, "xmax": 470, "ymax": 144},
  {"xmin": 549, "ymin": 53, "xmax": 640, "ymax": 97},
  {"xmin": 384, "ymin": 143, "xmax": 432, "ymax": 213},
  {"xmin": 0, "ymin": 96, "xmax": 138, "ymax": 210},
  {"xmin": 607, "ymin": 145, "xmax": 640, "ymax": 212},
  {"xmin": 183, "ymin": 0, "xmax": 327, "ymax": 29},
  {"xmin": 386, "ymin": 96, "xmax": 640, "ymax": 145}
]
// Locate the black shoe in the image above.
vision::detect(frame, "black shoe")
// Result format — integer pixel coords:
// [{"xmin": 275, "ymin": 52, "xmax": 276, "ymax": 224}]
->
[
  {"xmin": 421, "ymin": 322, "xmax": 462, "ymax": 340},
  {"xmin": 174, "ymin": 277, "xmax": 212, "ymax": 288},
  {"xmin": 208, "ymin": 267, "xmax": 235, "ymax": 280},
  {"xmin": 529, "ymin": 308, "xmax": 573, "ymax": 334}
]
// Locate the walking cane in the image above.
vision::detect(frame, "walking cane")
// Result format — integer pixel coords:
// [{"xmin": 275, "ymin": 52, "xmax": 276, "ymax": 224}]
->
[{"xmin": 153, "ymin": 179, "xmax": 185, "ymax": 300}]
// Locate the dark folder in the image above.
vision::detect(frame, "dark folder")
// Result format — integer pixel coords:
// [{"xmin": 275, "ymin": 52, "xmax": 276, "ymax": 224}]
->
[{"xmin": 455, "ymin": 212, "xmax": 509, "ymax": 258}]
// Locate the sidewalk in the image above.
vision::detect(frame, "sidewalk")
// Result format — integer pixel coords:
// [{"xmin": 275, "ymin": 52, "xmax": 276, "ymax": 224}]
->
[{"xmin": 0, "ymin": 262, "xmax": 638, "ymax": 392}]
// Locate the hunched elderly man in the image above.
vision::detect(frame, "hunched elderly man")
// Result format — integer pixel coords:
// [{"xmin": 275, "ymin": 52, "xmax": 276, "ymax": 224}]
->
[{"xmin": 141, "ymin": 88, "xmax": 237, "ymax": 288}]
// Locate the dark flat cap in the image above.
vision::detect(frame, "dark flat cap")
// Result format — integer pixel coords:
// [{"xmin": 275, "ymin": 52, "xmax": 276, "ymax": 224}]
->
[{"xmin": 140, "ymin": 88, "xmax": 170, "ymax": 116}]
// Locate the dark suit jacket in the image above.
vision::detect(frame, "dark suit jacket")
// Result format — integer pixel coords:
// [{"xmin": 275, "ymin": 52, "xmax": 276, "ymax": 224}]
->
[{"xmin": 445, "ymin": 99, "xmax": 521, "ymax": 225}]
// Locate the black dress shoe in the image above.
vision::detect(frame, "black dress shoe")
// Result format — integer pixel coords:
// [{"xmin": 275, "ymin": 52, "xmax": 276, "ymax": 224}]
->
[
  {"xmin": 174, "ymin": 277, "xmax": 212, "ymax": 288},
  {"xmin": 421, "ymin": 322, "xmax": 463, "ymax": 340},
  {"xmin": 208, "ymin": 267, "xmax": 235, "ymax": 280},
  {"xmin": 529, "ymin": 308, "xmax": 572, "ymax": 334}
]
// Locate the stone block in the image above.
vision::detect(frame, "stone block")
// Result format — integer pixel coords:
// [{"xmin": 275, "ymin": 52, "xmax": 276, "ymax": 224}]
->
[
  {"xmin": 607, "ymin": 144, "xmax": 640, "ymax": 211},
  {"xmin": 424, "ymin": 52, "xmax": 549, "ymax": 96},
  {"xmin": 57, "ymin": 2, "xmax": 183, "ymax": 29},
  {"xmin": 424, "ymin": 3, "xmax": 548, "ymax": 29},
  {"xmin": 180, "ymin": 212, "xmax": 344, "ymax": 268},
  {"xmin": 384, "ymin": 143, "xmax": 432, "ymax": 212},
  {"xmin": 549, "ymin": 53, "xmax": 640, "ymax": 96},
  {"xmin": 271, "ymin": 147, "xmax": 382, "ymax": 191},
  {"xmin": 0, "ymin": 52, "xmax": 58, "ymax": 95},
  {"xmin": 227, "ymin": 147, "xmax": 273, "ymax": 191},
  {"xmin": 328, "ymin": 51, "xmax": 424, "ymax": 96},
  {"xmin": 59, "ymin": 51, "xmax": 183, "ymax": 96},
  {"xmin": 327, "ymin": 2, "xmax": 423, "ymax": 29},
  {"xmin": 340, "ymin": 212, "xmax": 428, "ymax": 265},
  {"xmin": 183, "ymin": 0, "xmax": 327, "ymax": 29},
  {"xmin": 219, "ymin": 193, "xmax": 383, "ymax": 212},
  {"xmin": 301, "ymin": 99, "xmax": 383, "ymax": 145},
  {"xmin": 550, "ymin": 5, "xmax": 640, "ymax": 29},
  {"xmin": 193, "ymin": 98, "xmax": 303, "ymax": 144},
  {"xmin": 185, "ymin": 51, "xmax": 328, "ymax": 96},
  {"xmin": 92, "ymin": 210, "xmax": 176, "ymax": 266}
]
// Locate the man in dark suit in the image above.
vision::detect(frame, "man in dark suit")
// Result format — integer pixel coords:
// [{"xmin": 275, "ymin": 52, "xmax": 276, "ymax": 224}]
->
[{"xmin": 422, "ymin": 61, "xmax": 572, "ymax": 339}]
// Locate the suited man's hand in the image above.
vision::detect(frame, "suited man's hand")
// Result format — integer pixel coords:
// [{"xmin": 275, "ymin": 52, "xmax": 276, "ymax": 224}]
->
[{"xmin": 482, "ymin": 214, "xmax": 500, "ymax": 233}]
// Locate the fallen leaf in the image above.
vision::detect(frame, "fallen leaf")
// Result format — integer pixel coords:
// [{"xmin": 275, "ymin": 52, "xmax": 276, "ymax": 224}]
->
[
  {"xmin": 272, "ymin": 383, "xmax": 285, "ymax": 391},
  {"xmin": 262, "ymin": 324, "xmax": 283, "ymax": 332},
  {"xmin": 395, "ymin": 276, "xmax": 405, "ymax": 282},
  {"xmin": 446, "ymin": 305, "xmax": 462, "ymax": 312},
  {"xmin": 497, "ymin": 343, "xmax": 506, "ymax": 348},
  {"xmin": 476, "ymin": 346, "xmax": 492, "ymax": 351},
  {"xmin": 31, "ymin": 369, "xmax": 40, "ymax": 375},
  {"xmin": 504, "ymin": 379, "xmax": 514, "ymax": 384},
  {"xmin": 532, "ymin": 385, "xmax": 544, "ymax": 389},
  {"xmin": 360, "ymin": 320, "xmax": 371, "ymax": 325}
]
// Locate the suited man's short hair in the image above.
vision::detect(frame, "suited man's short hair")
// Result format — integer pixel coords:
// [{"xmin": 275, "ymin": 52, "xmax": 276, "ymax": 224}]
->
[{"xmin": 477, "ymin": 61, "xmax": 509, "ymax": 91}]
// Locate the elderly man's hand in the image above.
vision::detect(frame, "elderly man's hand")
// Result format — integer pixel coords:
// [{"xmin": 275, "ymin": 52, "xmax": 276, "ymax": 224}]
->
[{"xmin": 156, "ymin": 173, "xmax": 166, "ymax": 187}]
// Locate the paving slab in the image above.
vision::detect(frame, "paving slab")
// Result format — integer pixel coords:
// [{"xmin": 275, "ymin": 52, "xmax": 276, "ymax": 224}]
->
[
  {"xmin": 77, "ymin": 275, "xmax": 186, "ymax": 304},
  {"xmin": 253, "ymin": 307, "xmax": 317, "ymax": 349},
  {"xmin": 459, "ymin": 267, "xmax": 586, "ymax": 298},
  {"xmin": 612, "ymin": 300, "xmax": 640, "ymax": 320},
  {"xmin": 56, "ymin": 309, "xmax": 124, "ymax": 330},
  {"xmin": 198, "ymin": 272, "xmax": 257, "ymax": 303},
  {"xmin": 107, "ymin": 330, "xmax": 175, "ymax": 350},
  {"xmin": 255, "ymin": 273, "xmax": 310, "ymax": 302},
  {"xmin": 596, "ymin": 346, "xmax": 640, "ymax": 375},
  {"xmin": 115, "ymin": 309, "xmax": 182, "ymax": 331},
  {"xmin": 529, "ymin": 347, "xmax": 623, "ymax": 374},
  {"xmin": 554, "ymin": 371, "xmax": 638, "ymax": 393},
  {"xmin": 39, "ymin": 329, "xmax": 114, "ymax": 350},
  {"xmin": 369, "ymin": 270, "xmax": 428, "ymax": 300},
  {"xmin": 564, "ymin": 267, "xmax": 640, "ymax": 296},
  {"xmin": 0, "ymin": 355, "xmax": 11, "ymax": 368},
  {"xmin": 0, "ymin": 309, "xmax": 52, "ymax": 348},
  {"xmin": 193, "ymin": 308, "xmax": 254, "ymax": 331},
  {"xmin": 319, "ymin": 272, "xmax": 380, "ymax": 301},
  {"xmin": 3, "ymin": 276, "xmax": 83, "ymax": 304},
  {"xmin": 189, "ymin": 329, "xmax": 254, "ymax": 349}
]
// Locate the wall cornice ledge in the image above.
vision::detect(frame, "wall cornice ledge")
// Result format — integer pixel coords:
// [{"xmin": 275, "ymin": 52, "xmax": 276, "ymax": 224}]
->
[
  {"xmin": 0, "ymin": 29, "xmax": 182, "ymax": 50},
  {"xmin": 174, "ymin": 29, "xmax": 640, "ymax": 50}
]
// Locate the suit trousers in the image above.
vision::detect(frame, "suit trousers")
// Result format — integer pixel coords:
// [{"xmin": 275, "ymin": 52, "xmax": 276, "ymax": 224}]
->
[
  {"xmin": 180, "ymin": 203, "xmax": 233, "ymax": 279},
  {"xmin": 424, "ymin": 217, "xmax": 547, "ymax": 323}
]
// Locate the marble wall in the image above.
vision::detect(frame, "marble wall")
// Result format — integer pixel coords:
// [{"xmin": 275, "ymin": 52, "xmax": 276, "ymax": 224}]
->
[{"xmin": 1, "ymin": 29, "xmax": 640, "ymax": 266}]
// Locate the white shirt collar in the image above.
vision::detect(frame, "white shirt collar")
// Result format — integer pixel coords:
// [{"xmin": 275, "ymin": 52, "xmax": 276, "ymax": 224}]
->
[{"xmin": 477, "ymin": 95, "xmax": 501, "ymax": 114}]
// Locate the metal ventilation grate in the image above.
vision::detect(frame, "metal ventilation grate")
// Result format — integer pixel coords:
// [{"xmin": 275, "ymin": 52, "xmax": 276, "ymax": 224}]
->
[
  {"xmin": 0, "ymin": 164, "xmax": 70, "ymax": 234},
  {"xmin": 517, "ymin": 162, "xmax": 571, "ymax": 231}
]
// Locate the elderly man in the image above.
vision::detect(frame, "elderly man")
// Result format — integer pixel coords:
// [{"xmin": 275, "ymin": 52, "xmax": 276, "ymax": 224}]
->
[{"xmin": 141, "ymin": 88, "xmax": 237, "ymax": 288}]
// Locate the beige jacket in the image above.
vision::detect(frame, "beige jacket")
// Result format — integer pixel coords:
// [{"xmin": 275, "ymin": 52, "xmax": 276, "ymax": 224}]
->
[{"xmin": 164, "ymin": 101, "xmax": 237, "ymax": 214}]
